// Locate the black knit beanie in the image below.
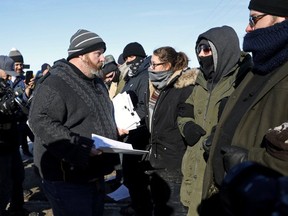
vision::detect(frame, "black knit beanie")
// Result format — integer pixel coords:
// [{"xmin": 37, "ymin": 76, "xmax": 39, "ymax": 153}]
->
[
  {"xmin": 249, "ymin": 0, "xmax": 288, "ymax": 17},
  {"xmin": 117, "ymin": 53, "xmax": 125, "ymax": 65},
  {"xmin": 9, "ymin": 48, "xmax": 24, "ymax": 63},
  {"xmin": 122, "ymin": 42, "xmax": 146, "ymax": 60},
  {"xmin": 67, "ymin": 29, "xmax": 106, "ymax": 61}
]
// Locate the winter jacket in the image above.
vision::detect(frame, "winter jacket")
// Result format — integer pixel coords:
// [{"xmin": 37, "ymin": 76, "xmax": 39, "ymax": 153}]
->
[
  {"xmin": 28, "ymin": 59, "xmax": 120, "ymax": 184},
  {"xmin": 0, "ymin": 79, "xmax": 22, "ymax": 153},
  {"xmin": 177, "ymin": 25, "xmax": 253, "ymax": 213},
  {"xmin": 121, "ymin": 57, "xmax": 150, "ymax": 121},
  {"xmin": 203, "ymin": 60, "xmax": 288, "ymax": 200},
  {"xmin": 147, "ymin": 68, "xmax": 197, "ymax": 171}
]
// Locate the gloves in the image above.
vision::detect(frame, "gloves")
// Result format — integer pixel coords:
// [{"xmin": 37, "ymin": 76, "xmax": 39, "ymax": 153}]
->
[
  {"xmin": 183, "ymin": 121, "xmax": 206, "ymax": 146},
  {"xmin": 221, "ymin": 146, "xmax": 248, "ymax": 172},
  {"xmin": 203, "ymin": 126, "xmax": 217, "ymax": 157}
]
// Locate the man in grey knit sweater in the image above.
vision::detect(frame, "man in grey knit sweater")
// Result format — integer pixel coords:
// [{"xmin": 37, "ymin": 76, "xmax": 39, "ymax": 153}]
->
[{"xmin": 28, "ymin": 29, "xmax": 121, "ymax": 216}]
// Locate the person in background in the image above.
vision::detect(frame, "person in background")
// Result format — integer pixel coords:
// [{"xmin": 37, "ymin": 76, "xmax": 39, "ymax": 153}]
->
[
  {"xmin": 28, "ymin": 29, "xmax": 121, "ymax": 216},
  {"xmin": 41, "ymin": 63, "xmax": 51, "ymax": 77},
  {"xmin": 0, "ymin": 55, "xmax": 30, "ymax": 216},
  {"xmin": 99, "ymin": 55, "xmax": 121, "ymax": 99},
  {"xmin": 177, "ymin": 25, "xmax": 252, "ymax": 216},
  {"xmin": 7, "ymin": 49, "xmax": 35, "ymax": 216},
  {"xmin": 35, "ymin": 63, "xmax": 51, "ymax": 84},
  {"xmin": 8, "ymin": 48, "xmax": 34, "ymax": 157},
  {"xmin": 118, "ymin": 42, "xmax": 152, "ymax": 216},
  {"xmin": 115, "ymin": 53, "xmax": 130, "ymax": 96},
  {"xmin": 201, "ymin": 0, "xmax": 288, "ymax": 213},
  {"xmin": 145, "ymin": 46, "xmax": 196, "ymax": 215}
]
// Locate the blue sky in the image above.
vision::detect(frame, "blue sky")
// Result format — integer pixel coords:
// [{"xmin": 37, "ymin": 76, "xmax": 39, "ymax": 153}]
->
[{"xmin": 1, "ymin": 0, "xmax": 250, "ymax": 73}]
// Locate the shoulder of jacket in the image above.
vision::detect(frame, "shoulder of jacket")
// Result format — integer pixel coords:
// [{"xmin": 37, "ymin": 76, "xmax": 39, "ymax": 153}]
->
[{"xmin": 174, "ymin": 68, "xmax": 199, "ymax": 89}]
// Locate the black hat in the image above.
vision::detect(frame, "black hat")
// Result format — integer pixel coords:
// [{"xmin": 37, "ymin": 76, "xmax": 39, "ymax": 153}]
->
[
  {"xmin": 9, "ymin": 48, "xmax": 24, "ymax": 63},
  {"xmin": 41, "ymin": 63, "xmax": 50, "ymax": 73},
  {"xmin": 117, "ymin": 53, "xmax": 125, "ymax": 65},
  {"xmin": 249, "ymin": 0, "xmax": 288, "ymax": 17},
  {"xmin": 67, "ymin": 29, "xmax": 106, "ymax": 61},
  {"xmin": 122, "ymin": 42, "xmax": 146, "ymax": 60}
]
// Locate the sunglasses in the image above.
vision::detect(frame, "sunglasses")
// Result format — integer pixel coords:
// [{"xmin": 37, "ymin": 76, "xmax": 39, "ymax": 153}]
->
[
  {"xmin": 249, "ymin": 14, "xmax": 268, "ymax": 27},
  {"xmin": 197, "ymin": 44, "xmax": 211, "ymax": 54}
]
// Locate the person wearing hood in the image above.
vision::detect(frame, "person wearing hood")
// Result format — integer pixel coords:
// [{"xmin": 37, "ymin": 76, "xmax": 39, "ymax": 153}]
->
[
  {"xmin": 28, "ymin": 29, "xmax": 121, "ymax": 216},
  {"xmin": 177, "ymin": 25, "xmax": 252, "ymax": 216},
  {"xmin": 145, "ymin": 46, "xmax": 197, "ymax": 215},
  {"xmin": 201, "ymin": 0, "xmax": 288, "ymax": 214}
]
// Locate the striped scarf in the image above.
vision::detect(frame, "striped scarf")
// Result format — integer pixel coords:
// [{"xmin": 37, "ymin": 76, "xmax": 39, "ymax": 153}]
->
[{"xmin": 148, "ymin": 89, "xmax": 160, "ymax": 131}]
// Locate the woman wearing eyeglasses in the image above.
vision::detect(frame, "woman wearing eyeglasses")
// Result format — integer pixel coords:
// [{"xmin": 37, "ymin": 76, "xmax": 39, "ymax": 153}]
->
[
  {"xmin": 144, "ymin": 46, "xmax": 197, "ymax": 215},
  {"xmin": 177, "ymin": 25, "xmax": 253, "ymax": 216}
]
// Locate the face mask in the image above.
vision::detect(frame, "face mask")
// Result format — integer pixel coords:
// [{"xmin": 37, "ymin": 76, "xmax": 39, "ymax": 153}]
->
[
  {"xmin": 148, "ymin": 69, "xmax": 173, "ymax": 90},
  {"xmin": 199, "ymin": 56, "xmax": 214, "ymax": 80}
]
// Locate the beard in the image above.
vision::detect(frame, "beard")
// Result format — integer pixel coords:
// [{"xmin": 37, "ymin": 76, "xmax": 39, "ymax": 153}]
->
[{"xmin": 83, "ymin": 55, "xmax": 103, "ymax": 77}]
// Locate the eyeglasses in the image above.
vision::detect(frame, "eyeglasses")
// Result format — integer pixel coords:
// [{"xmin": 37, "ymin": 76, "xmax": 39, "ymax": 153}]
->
[
  {"xmin": 197, "ymin": 44, "xmax": 211, "ymax": 54},
  {"xmin": 249, "ymin": 14, "xmax": 268, "ymax": 27},
  {"xmin": 150, "ymin": 62, "xmax": 165, "ymax": 69}
]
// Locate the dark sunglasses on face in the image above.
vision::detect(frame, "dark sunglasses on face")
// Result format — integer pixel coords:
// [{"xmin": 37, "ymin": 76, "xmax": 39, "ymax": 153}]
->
[
  {"xmin": 197, "ymin": 44, "xmax": 211, "ymax": 54},
  {"xmin": 249, "ymin": 14, "xmax": 268, "ymax": 27}
]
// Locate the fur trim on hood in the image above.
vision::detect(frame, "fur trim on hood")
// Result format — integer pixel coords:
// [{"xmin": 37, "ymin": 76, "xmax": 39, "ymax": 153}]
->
[{"xmin": 174, "ymin": 67, "xmax": 199, "ymax": 89}]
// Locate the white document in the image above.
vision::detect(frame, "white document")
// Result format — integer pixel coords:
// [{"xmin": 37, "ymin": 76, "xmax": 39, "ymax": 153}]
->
[
  {"xmin": 112, "ymin": 92, "xmax": 141, "ymax": 130},
  {"xmin": 92, "ymin": 134, "xmax": 149, "ymax": 155},
  {"xmin": 107, "ymin": 184, "xmax": 130, "ymax": 201}
]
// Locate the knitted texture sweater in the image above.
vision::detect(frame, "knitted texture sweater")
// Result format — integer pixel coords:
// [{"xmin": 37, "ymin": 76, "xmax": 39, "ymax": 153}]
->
[{"xmin": 29, "ymin": 59, "xmax": 119, "ymax": 183}]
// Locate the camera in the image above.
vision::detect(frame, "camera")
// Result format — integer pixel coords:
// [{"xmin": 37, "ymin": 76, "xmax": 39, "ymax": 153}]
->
[{"xmin": 0, "ymin": 79, "xmax": 30, "ymax": 116}]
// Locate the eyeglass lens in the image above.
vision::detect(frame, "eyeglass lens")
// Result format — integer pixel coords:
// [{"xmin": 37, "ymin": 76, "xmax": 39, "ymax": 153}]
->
[{"xmin": 197, "ymin": 44, "xmax": 211, "ymax": 54}]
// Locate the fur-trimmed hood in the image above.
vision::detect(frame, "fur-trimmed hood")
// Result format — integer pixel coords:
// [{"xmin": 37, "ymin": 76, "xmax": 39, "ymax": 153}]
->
[{"xmin": 174, "ymin": 67, "xmax": 199, "ymax": 89}]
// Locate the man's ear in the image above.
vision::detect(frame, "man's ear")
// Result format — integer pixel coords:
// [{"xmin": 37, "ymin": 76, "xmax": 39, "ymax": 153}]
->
[{"xmin": 79, "ymin": 55, "xmax": 87, "ymax": 63}]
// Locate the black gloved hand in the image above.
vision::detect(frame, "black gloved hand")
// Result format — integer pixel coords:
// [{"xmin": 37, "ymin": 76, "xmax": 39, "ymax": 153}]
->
[
  {"xmin": 221, "ymin": 146, "xmax": 248, "ymax": 173},
  {"xmin": 183, "ymin": 122, "xmax": 206, "ymax": 146},
  {"xmin": 203, "ymin": 126, "xmax": 217, "ymax": 157}
]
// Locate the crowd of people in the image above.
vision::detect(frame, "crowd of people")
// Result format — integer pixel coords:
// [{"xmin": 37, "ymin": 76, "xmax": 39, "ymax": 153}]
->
[{"xmin": 0, "ymin": 0, "xmax": 288, "ymax": 215}]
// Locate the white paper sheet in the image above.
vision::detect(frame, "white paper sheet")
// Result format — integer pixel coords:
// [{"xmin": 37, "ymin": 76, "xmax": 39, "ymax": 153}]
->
[{"xmin": 92, "ymin": 134, "xmax": 149, "ymax": 155}]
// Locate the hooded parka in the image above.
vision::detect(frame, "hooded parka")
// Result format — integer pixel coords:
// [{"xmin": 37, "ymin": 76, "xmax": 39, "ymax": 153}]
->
[{"xmin": 177, "ymin": 26, "xmax": 253, "ymax": 216}]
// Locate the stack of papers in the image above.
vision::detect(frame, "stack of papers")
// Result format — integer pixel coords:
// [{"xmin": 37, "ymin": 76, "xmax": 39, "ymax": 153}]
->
[
  {"xmin": 92, "ymin": 133, "xmax": 149, "ymax": 155},
  {"xmin": 112, "ymin": 92, "xmax": 140, "ymax": 130}
]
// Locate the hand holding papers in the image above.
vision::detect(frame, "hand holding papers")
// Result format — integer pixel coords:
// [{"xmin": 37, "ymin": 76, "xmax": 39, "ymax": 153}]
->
[
  {"xmin": 112, "ymin": 92, "xmax": 140, "ymax": 130},
  {"xmin": 92, "ymin": 134, "xmax": 149, "ymax": 155}
]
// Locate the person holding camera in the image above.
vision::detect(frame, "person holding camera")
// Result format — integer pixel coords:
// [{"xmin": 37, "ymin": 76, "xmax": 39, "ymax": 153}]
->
[
  {"xmin": 0, "ymin": 55, "xmax": 29, "ymax": 216},
  {"xmin": 8, "ymin": 48, "xmax": 34, "ymax": 158}
]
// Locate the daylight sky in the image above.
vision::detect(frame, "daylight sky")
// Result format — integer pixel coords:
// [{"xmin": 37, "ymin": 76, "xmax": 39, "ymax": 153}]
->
[{"xmin": 1, "ymin": 0, "xmax": 250, "ymax": 73}]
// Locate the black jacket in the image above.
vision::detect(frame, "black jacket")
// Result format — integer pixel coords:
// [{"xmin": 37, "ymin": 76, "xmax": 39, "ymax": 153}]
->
[
  {"xmin": 147, "ymin": 69, "xmax": 197, "ymax": 170},
  {"xmin": 28, "ymin": 59, "xmax": 120, "ymax": 183}
]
